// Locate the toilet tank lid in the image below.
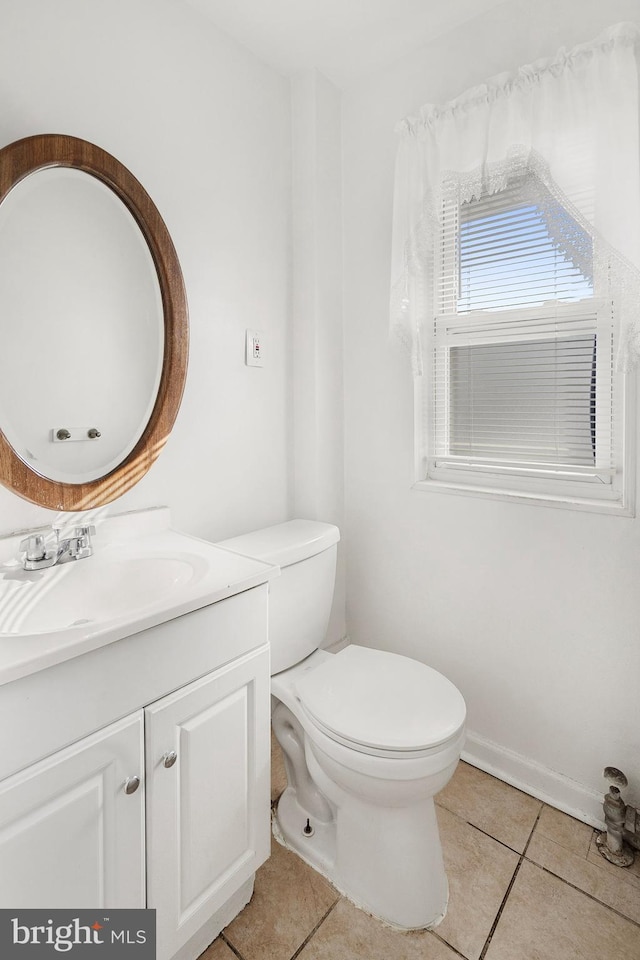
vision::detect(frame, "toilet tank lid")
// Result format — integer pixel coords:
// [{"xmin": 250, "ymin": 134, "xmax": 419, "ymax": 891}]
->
[{"xmin": 217, "ymin": 520, "xmax": 340, "ymax": 568}]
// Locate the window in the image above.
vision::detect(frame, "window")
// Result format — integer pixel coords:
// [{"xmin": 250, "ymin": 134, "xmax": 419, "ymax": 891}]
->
[
  {"xmin": 391, "ymin": 26, "xmax": 640, "ymax": 515},
  {"xmin": 418, "ymin": 171, "xmax": 628, "ymax": 510}
]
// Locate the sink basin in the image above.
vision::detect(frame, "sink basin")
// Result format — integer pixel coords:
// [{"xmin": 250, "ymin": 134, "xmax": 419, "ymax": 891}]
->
[
  {"xmin": 1, "ymin": 551, "xmax": 208, "ymax": 634},
  {"xmin": 0, "ymin": 507, "xmax": 278, "ymax": 685}
]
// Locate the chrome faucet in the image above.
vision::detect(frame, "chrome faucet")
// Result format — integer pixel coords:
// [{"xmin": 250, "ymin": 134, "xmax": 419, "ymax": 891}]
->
[{"xmin": 20, "ymin": 526, "xmax": 96, "ymax": 570}]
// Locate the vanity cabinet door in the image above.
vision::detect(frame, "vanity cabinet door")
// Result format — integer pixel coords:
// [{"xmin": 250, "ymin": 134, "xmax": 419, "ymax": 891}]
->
[
  {"xmin": 145, "ymin": 645, "xmax": 270, "ymax": 960},
  {"xmin": 0, "ymin": 712, "xmax": 145, "ymax": 908}
]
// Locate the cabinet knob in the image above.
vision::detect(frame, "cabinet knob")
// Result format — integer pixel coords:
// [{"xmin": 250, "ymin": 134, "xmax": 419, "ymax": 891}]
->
[
  {"xmin": 124, "ymin": 776, "xmax": 141, "ymax": 795},
  {"xmin": 162, "ymin": 751, "xmax": 178, "ymax": 769}
]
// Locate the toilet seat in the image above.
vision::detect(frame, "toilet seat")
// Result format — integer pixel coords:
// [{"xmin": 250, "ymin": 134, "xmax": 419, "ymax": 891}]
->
[{"xmin": 294, "ymin": 645, "xmax": 466, "ymax": 758}]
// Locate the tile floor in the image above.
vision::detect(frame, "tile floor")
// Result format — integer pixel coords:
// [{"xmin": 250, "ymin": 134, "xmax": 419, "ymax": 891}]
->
[{"xmin": 201, "ymin": 740, "xmax": 640, "ymax": 960}]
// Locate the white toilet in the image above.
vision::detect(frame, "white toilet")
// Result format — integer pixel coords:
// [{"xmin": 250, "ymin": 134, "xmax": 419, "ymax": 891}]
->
[{"xmin": 218, "ymin": 520, "xmax": 466, "ymax": 930}]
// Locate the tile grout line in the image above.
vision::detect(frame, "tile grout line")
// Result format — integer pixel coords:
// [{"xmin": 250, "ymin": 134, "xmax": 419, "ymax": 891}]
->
[
  {"xmin": 521, "ymin": 816, "xmax": 640, "ymax": 931},
  {"xmin": 521, "ymin": 805, "xmax": 544, "ymax": 859},
  {"xmin": 531, "ymin": 863, "xmax": 640, "ymax": 931},
  {"xmin": 438, "ymin": 798, "xmax": 545, "ymax": 859},
  {"xmin": 429, "ymin": 929, "xmax": 472, "ymax": 960},
  {"xmin": 220, "ymin": 932, "xmax": 248, "ymax": 960},
  {"xmin": 477, "ymin": 806, "xmax": 544, "ymax": 960},
  {"xmin": 467, "ymin": 821, "xmax": 530, "ymax": 857},
  {"xmin": 288, "ymin": 897, "xmax": 341, "ymax": 960},
  {"xmin": 477, "ymin": 857, "xmax": 525, "ymax": 960}
]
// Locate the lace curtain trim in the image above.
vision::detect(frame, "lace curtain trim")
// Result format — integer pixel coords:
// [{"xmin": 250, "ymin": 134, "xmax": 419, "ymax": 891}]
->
[{"xmin": 390, "ymin": 147, "xmax": 640, "ymax": 375}]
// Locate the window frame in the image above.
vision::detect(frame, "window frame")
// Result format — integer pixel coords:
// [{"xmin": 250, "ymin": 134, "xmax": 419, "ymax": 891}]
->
[
  {"xmin": 413, "ymin": 183, "xmax": 635, "ymax": 516},
  {"xmin": 414, "ymin": 371, "xmax": 635, "ymax": 515}
]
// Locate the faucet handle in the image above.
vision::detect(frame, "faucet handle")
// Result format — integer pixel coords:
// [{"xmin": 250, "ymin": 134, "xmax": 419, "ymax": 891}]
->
[
  {"xmin": 74, "ymin": 524, "xmax": 96, "ymax": 540},
  {"xmin": 19, "ymin": 534, "xmax": 47, "ymax": 562},
  {"xmin": 72, "ymin": 525, "xmax": 95, "ymax": 559}
]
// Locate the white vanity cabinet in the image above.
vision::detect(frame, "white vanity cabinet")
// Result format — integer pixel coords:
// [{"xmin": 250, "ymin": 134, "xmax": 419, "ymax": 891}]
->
[
  {"xmin": 0, "ymin": 581, "xmax": 272, "ymax": 960},
  {"xmin": 146, "ymin": 646, "xmax": 270, "ymax": 960},
  {"xmin": 0, "ymin": 711, "xmax": 146, "ymax": 909}
]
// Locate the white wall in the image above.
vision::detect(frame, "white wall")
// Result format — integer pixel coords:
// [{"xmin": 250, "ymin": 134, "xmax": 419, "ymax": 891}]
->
[
  {"xmin": 0, "ymin": 0, "xmax": 292, "ymax": 542},
  {"xmin": 342, "ymin": 0, "xmax": 640, "ymax": 820},
  {"xmin": 291, "ymin": 70, "xmax": 345, "ymax": 646}
]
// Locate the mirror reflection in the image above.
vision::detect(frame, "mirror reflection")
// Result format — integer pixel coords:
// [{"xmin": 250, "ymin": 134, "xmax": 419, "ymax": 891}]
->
[{"xmin": 0, "ymin": 167, "xmax": 164, "ymax": 484}]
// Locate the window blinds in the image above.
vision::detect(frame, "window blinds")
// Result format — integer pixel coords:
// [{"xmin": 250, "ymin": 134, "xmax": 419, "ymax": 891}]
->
[
  {"xmin": 429, "ymin": 181, "xmax": 616, "ymax": 480},
  {"xmin": 457, "ymin": 189, "xmax": 593, "ymax": 312}
]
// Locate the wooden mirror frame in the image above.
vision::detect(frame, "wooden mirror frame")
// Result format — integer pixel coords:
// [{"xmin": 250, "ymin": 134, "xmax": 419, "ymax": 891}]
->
[{"xmin": 0, "ymin": 134, "xmax": 188, "ymax": 510}]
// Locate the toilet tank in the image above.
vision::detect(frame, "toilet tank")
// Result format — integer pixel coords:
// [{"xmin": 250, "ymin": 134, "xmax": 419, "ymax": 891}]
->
[{"xmin": 217, "ymin": 520, "xmax": 340, "ymax": 674}]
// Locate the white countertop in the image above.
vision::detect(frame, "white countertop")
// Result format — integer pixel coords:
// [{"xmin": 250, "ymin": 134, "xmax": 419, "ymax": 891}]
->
[{"xmin": 0, "ymin": 507, "xmax": 278, "ymax": 686}]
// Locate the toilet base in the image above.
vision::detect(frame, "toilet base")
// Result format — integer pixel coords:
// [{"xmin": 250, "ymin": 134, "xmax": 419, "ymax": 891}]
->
[
  {"xmin": 272, "ymin": 785, "xmax": 336, "ymax": 877},
  {"xmin": 271, "ymin": 656, "xmax": 462, "ymax": 931},
  {"xmin": 273, "ymin": 776, "xmax": 449, "ymax": 931}
]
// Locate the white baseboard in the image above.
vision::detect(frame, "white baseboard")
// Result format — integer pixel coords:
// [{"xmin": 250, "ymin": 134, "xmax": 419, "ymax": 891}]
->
[{"xmin": 463, "ymin": 731, "xmax": 606, "ymax": 830}]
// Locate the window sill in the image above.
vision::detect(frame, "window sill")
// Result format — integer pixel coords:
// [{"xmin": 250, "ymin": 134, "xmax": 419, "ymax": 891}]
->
[{"xmin": 412, "ymin": 476, "xmax": 634, "ymax": 517}]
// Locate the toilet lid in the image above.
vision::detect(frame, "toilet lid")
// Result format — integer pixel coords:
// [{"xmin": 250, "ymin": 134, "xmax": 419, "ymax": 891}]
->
[{"xmin": 295, "ymin": 645, "xmax": 466, "ymax": 754}]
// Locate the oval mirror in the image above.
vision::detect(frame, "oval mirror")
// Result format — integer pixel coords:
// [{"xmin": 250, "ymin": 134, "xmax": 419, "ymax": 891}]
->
[{"xmin": 0, "ymin": 134, "xmax": 188, "ymax": 510}]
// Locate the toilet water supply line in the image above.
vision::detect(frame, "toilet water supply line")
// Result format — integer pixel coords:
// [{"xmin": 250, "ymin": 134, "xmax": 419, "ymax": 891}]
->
[{"xmin": 597, "ymin": 766, "xmax": 640, "ymax": 867}]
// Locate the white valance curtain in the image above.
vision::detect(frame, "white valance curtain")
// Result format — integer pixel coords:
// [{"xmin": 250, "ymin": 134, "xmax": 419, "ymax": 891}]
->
[{"xmin": 390, "ymin": 23, "xmax": 640, "ymax": 376}]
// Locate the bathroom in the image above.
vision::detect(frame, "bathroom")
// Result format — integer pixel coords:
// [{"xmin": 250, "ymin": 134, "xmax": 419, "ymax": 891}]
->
[{"xmin": 0, "ymin": 0, "xmax": 639, "ymax": 957}]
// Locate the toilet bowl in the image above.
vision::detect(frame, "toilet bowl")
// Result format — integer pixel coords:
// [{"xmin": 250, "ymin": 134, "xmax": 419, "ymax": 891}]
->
[{"xmin": 217, "ymin": 520, "xmax": 466, "ymax": 930}]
